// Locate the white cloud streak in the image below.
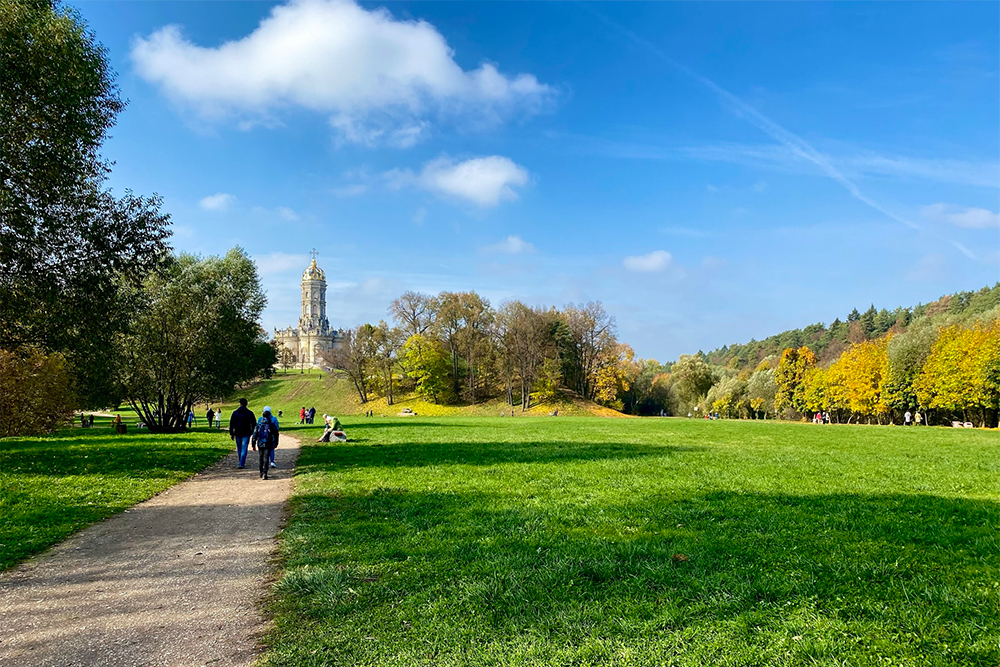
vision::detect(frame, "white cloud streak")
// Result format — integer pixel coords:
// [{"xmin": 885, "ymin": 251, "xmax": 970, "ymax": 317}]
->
[
  {"xmin": 132, "ymin": 0, "xmax": 553, "ymax": 145},
  {"xmin": 199, "ymin": 192, "xmax": 235, "ymax": 211},
  {"xmin": 623, "ymin": 250, "xmax": 672, "ymax": 273},
  {"xmin": 921, "ymin": 203, "xmax": 1000, "ymax": 229},
  {"xmin": 484, "ymin": 235, "xmax": 536, "ymax": 254},
  {"xmin": 587, "ymin": 7, "xmax": 980, "ymax": 260}
]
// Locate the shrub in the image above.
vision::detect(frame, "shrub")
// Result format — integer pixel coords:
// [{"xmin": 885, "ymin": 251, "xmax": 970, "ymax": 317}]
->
[{"xmin": 0, "ymin": 348, "xmax": 76, "ymax": 437}]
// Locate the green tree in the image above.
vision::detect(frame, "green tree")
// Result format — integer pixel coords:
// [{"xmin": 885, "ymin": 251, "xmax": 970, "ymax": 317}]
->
[
  {"xmin": 401, "ymin": 334, "xmax": 454, "ymax": 404},
  {"xmin": 746, "ymin": 367, "xmax": 777, "ymax": 418},
  {"xmin": 671, "ymin": 354, "xmax": 715, "ymax": 410},
  {"xmin": 116, "ymin": 249, "xmax": 274, "ymax": 432},
  {"xmin": 1, "ymin": 0, "xmax": 171, "ymax": 408}
]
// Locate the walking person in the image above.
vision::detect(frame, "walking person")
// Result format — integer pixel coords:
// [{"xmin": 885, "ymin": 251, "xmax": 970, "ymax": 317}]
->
[
  {"xmin": 308, "ymin": 406, "xmax": 316, "ymax": 424},
  {"xmin": 229, "ymin": 398, "xmax": 256, "ymax": 469},
  {"xmin": 187, "ymin": 410, "xmax": 195, "ymax": 429},
  {"xmin": 252, "ymin": 406, "xmax": 280, "ymax": 479},
  {"xmin": 216, "ymin": 408, "xmax": 223, "ymax": 428},
  {"xmin": 904, "ymin": 409, "xmax": 912, "ymax": 426},
  {"xmin": 915, "ymin": 411, "xmax": 922, "ymax": 426},
  {"xmin": 299, "ymin": 407, "xmax": 306, "ymax": 425},
  {"xmin": 206, "ymin": 407, "xmax": 215, "ymax": 429}
]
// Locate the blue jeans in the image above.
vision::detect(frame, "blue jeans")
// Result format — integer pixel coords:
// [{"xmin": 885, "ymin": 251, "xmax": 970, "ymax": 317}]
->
[{"xmin": 235, "ymin": 435, "xmax": 251, "ymax": 466}]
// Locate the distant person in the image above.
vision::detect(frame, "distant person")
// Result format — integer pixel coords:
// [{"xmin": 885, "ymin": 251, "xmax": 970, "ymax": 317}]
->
[
  {"xmin": 904, "ymin": 410, "xmax": 912, "ymax": 426},
  {"xmin": 299, "ymin": 407, "xmax": 306, "ymax": 424},
  {"xmin": 915, "ymin": 411, "xmax": 922, "ymax": 425},
  {"xmin": 278, "ymin": 409, "xmax": 283, "ymax": 418},
  {"xmin": 187, "ymin": 410, "xmax": 195, "ymax": 428},
  {"xmin": 216, "ymin": 408, "xmax": 223, "ymax": 428},
  {"xmin": 252, "ymin": 405, "xmax": 280, "ymax": 479},
  {"xmin": 206, "ymin": 407, "xmax": 215, "ymax": 429},
  {"xmin": 308, "ymin": 406, "xmax": 316, "ymax": 424},
  {"xmin": 229, "ymin": 398, "xmax": 256, "ymax": 469}
]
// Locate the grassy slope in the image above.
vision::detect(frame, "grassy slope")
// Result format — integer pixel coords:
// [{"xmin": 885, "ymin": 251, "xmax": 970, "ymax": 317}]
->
[
  {"xmin": 0, "ymin": 427, "xmax": 232, "ymax": 570},
  {"xmin": 265, "ymin": 418, "xmax": 998, "ymax": 667},
  {"xmin": 222, "ymin": 372, "xmax": 625, "ymax": 419}
]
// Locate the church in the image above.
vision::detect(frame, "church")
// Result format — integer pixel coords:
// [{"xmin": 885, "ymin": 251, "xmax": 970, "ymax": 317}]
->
[{"xmin": 273, "ymin": 254, "xmax": 344, "ymax": 369}]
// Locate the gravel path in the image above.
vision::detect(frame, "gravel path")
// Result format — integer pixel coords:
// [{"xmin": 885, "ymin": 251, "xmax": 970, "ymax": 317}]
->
[{"xmin": 0, "ymin": 435, "xmax": 302, "ymax": 667}]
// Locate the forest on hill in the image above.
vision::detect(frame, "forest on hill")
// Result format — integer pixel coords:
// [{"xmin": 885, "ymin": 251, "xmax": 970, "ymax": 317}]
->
[
  {"xmin": 683, "ymin": 283, "xmax": 1000, "ymax": 428},
  {"xmin": 704, "ymin": 284, "xmax": 1000, "ymax": 370}
]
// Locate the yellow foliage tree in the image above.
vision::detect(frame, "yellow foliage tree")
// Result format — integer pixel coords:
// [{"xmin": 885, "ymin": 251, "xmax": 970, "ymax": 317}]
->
[
  {"xmin": 835, "ymin": 336, "xmax": 891, "ymax": 423},
  {"xmin": 914, "ymin": 321, "xmax": 1000, "ymax": 426}
]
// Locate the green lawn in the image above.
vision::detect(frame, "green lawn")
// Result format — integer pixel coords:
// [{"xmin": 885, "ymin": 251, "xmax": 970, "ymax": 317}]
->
[
  {"xmin": 0, "ymin": 426, "xmax": 232, "ymax": 570},
  {"xmin": 266, "ymin": 418, "xmax": 998, "ymax": 667}
]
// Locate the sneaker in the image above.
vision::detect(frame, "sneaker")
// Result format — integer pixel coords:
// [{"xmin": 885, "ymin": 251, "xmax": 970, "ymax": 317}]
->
[
  {"xmin": 270, "ymin": 462, "xmax": 277, "ymax": 468},
  {"xmin": 238, "ymin": 465, "xmax": 245, "ymax": 469}
]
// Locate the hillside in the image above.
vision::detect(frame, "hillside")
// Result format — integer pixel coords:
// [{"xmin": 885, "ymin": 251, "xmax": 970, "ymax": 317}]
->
[
  {"xmin": 703, "ymin": 283, "xmax": 1000, "ymax": 370},
  {"xmin": 222, "ymin": 372, "xmax": 627, "ymax": 419}
]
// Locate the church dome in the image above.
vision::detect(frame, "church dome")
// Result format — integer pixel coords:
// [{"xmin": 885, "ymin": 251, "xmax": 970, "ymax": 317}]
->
[{"xmin": 302, "ymin": 258, "xmax": 326, "ymax": 281}]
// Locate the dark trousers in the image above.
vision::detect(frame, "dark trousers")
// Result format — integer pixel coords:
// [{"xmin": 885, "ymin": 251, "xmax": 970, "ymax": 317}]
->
[{"xmin": 258, "ymin": 446, "xmax": 272, "ymax": 478}]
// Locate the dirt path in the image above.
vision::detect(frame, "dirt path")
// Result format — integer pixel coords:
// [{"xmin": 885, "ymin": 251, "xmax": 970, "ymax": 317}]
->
[{"xmin": 0, "ymin": 435, "xmax": 302, "ymax": 667}]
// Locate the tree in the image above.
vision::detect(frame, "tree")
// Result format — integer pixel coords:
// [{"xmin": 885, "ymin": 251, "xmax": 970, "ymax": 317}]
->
[
  {"xmin": 1, "ymin": 0, "xmax": 171, "ymax": 408},
  {"xmin": 499, "ymin": 301, "xmax": 553, "ymax": 410},
  {"xmin": 279, "ymin": 346, "xmax": 295, "ymax": 374},
  {"xmin": 747, "ymin": 367, "xmax": 777, "ymax": 418},
  {"xmin": 0, "ymin": 347, "xmax": 76, "ymax": 436},
  {"xmin": 325, "ymin": 324, "xmax": 379, "ymax": 404},
  {"xmin": 372, "ymin": 321, "xmax": 403, "ymax": 405},
  {"xmin": 389, "ymin": 291, "xmax": 436, "ymax": 338},
  {"xmin": 561, "ymin": 302, "xmax": 617, "ymax": 400},
  {"xmin": 834, "ymin": 336, "xmax": 890, "ymax": 424},
  {"xmin": 116, "ymin": 249, "xmax": 274, "ymax": 432},
  {"xmin": 671, "ymin": 353, "xmax": 715, "ymax": 410},
  {"xmin": 774, "ymin": 346, "xmax": 817, "ymax": 415},
  {"xmin": 883, "ymin": 319, "xmax": 936, "ymax": 414},
  {"xmin": 401, "ymin": 334, "xmax": 454, "ymax": 404},
  {"xmin": 914, "ymin": 321, "xmax": 1000, "ymax": 426}
]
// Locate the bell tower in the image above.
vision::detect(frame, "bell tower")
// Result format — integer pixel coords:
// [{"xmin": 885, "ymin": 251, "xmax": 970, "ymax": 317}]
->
[{"xmin": 299, "ymin": 249, "xmax": 329, "ymax": 334}]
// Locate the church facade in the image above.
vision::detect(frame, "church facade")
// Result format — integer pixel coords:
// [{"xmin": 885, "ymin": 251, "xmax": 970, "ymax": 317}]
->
[{"xmin": 273, "ymin": 257, "xmax": 344, "ymax": 369}]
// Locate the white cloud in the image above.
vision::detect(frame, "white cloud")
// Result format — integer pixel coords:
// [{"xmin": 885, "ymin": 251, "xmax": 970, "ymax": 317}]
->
[
  {"xmin": 199, "ymin": 192, "xmax": 236, "ymax": 211},
  {"xmin": 276, "ymin": 206, "xmax": 300, "ymax": 221},
  {"xmin": 390, "ymin": 155, "xmax": 530, "ymax": 207},
  {"xmin": 331, "ymin": 184, "xmax": 368, "ymax": 198},
  {"xmin": 255, "ymin": 252, "xmax": 308, "ymax": 276},
  {"xmin": 921, "ymin": 203, "xmax": 1000, "ymax": 229},
  {"xmin": 484, "ymin": 235, "xmax": 536, "ymax": 254},
  {"xmin": 623, "ymin": 250, "xmax": 672, "ymax": 273},
  {"xmin": 131, "ymin": 0, "xmax": 553, "ymax": 145}
]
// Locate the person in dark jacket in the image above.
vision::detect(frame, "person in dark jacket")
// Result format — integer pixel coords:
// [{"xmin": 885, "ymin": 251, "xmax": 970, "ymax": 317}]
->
[
  {"xmin": 252, "ymin": 406, "xmax": 280, "ymax": 479},
  {"xmin": 308, "ymin": 406, "xmax": 316, "ymax": 424},
  {"xmin": 229, "ymin": 398, "xmax": 257, "ymax": 469}
]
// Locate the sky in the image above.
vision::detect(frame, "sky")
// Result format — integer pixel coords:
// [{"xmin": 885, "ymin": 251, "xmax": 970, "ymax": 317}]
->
[{"xmin": 75, "ymin": 0, "xmax": 999, "ymax": 361}]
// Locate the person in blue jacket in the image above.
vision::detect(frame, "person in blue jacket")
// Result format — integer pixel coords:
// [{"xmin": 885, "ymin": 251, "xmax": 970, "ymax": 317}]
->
[{"xmin": 252, "ymin": 406, "xmax": 280, "ymax": 479}]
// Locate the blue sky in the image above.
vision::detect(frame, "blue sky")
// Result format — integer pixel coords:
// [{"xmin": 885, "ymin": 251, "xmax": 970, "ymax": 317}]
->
[{"xmin": 76, "ymin": 0, "xmax": 998, "ymax": 360}]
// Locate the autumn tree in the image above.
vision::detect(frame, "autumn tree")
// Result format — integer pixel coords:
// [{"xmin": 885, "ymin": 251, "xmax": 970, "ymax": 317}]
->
[
  {"xmin": 325, "ymin": 324, "xmax": 379, "ymax": 404},
  {"xmin": 774, "ymin": 346, "xmax": 818, "ymax": 415},
  {"xmin": 914, "ymin": 321, "xmax": 1000, "ymax": 426}
]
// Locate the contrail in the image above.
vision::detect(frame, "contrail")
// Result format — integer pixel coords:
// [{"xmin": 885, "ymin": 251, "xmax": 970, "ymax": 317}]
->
[{"xmin": 586, "ymin": 7, "xmax": 977, "ymax": 260}]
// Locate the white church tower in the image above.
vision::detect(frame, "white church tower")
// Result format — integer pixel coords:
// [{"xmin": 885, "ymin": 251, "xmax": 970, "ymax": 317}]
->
[{"xmin": 273, "ymin": 251, "xmax": 343, "ymax": 369}]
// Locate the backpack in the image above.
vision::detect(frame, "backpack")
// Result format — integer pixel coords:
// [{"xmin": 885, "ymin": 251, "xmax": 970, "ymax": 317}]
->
[{"xmin": 257, "ymin": 416, "xmax": 274, "ymax": 448}]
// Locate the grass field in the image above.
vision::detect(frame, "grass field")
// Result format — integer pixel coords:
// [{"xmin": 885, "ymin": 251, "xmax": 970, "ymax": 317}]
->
[
  {"xmin": 265, "ymin": 418, "xmax": 998, "ymax": 667},
  {"xmin": 0, "ymin": 427, "xmax": 232, "ymax": 570}
]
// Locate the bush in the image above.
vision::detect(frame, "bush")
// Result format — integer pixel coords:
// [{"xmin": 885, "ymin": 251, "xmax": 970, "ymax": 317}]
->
[{"xmin": 0, "ymin": 348, "xmax": 76, "ymax": 437}]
